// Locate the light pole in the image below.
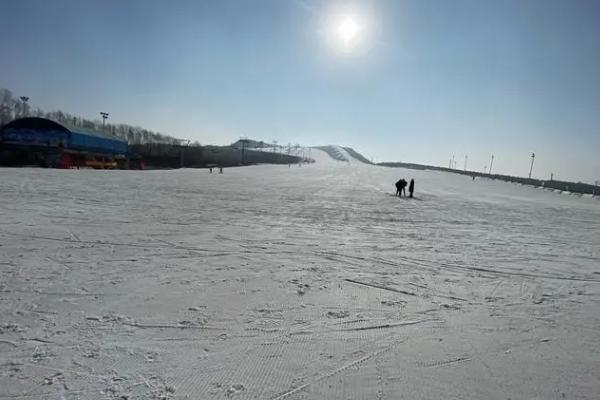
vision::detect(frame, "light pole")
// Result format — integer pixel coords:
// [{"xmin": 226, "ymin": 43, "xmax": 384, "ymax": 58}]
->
[
  {"xmin": 239, "ymin": 136, "xmax": 248, "ymax": 164},
  {"xmin": 489, "ymin": 154, "xmax": 494, "ymax": 175},
  {"xmin": 19, "ymin": 96, "xmax": 29, "ymax": 117},
  {"xmin": 180, "ymin": 139, "xmax": 190, "ymax": 168},
  {"xmin": 100, "ymin": 112, "xmax": 109, "ymax": 127},
  {"xmin": 464, "ymin": 155, "xmax": 468, "ymax": 171},
  {"xmin": 528, "ymin": 152, "xmax": 535, "ymax": 179}
]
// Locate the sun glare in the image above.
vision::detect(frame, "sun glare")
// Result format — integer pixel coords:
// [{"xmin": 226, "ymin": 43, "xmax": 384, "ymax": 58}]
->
[{"xmin": 337, "ymin": 17, "xmax": 360, "ymax": 45}]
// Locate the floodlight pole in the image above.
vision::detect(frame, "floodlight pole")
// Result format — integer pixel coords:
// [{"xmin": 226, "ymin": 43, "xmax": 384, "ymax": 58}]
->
[
  {"xmin": 240, "ymin": 137, "xmax": 248, "ymax": 164},
  {"xmin": 489, "ymin": 154, "xmax": 494, "ymax": 175},
  {"xmin": 180, "ymin": 139, "xmax": 190, "ymax": 168},
  {"xmin": 464, "ymin": 155, "xmax": 468, "ymax": 171},
  {"xmin": 19, "ymin": 96, "xmax": 29, "ymax": 117},
  {"xmin": 528, "ymin": 152, "xmax": 535, "ymax": 179},
  {"xmin": 100, "ymin": 112, "xmax": 109, "ymax": 127}
]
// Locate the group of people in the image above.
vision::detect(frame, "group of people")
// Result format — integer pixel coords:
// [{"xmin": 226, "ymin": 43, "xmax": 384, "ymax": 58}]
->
[{"xmin": 395, "ymin": 178, "xmax": 415, "ymax": 198}]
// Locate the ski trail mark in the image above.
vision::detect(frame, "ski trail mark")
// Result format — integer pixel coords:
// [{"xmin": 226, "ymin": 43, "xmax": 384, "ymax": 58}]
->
[
  {"xmin": 416, "ymin": 356, "xmax": 472, "ymax": 368},
  {"xmin": 344, "ymin": 278, "xmax": 417, "ymax": 297},
  {"xmin": 271, "ymin": 339, "xmax": 407, "ymax": 400}
]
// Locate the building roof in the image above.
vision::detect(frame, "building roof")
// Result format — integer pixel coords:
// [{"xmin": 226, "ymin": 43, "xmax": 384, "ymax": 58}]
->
[{"xmin": 2, "ymin": 117, "xmax": 125, "ymax": 142}]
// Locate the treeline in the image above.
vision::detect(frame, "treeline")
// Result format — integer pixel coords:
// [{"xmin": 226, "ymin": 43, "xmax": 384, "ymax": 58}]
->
[
  {"xmin": 0, "ymin": 88, "xmax": 188, "ymax": 146},
  {"xmin": 230, "ymin": 139, "xmax": 310, "ymax": 159},
  {"xmin": 130, "ymin": 143, "xmax": 302, "ymax": 168},
  {"xmin": 379, "ymin": 162, "xmax": 600, "ymax": 196}
]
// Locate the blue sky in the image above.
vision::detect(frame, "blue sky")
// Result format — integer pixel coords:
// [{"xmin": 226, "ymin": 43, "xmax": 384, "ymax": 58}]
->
[{"xmin": 1, "ymin": 0, "xmax": 599, "ymax": 182}]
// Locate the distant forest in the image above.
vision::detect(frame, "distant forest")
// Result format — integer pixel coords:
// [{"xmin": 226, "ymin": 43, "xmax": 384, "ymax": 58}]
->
[{"xmin": 0, "ymin": 87, "xmax": 188, "ymax": 146}]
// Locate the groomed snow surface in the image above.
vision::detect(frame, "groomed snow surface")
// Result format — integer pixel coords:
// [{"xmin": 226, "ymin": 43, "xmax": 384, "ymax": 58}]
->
[{"xmin": 1, "ymin": 149, "xmax": 599, "ymax": 399}]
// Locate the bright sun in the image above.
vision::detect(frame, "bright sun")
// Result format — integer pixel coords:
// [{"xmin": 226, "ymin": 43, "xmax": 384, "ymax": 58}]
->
[{"xmin": 336, "ymin": 16, "xmax": 362, "ymax": 48}]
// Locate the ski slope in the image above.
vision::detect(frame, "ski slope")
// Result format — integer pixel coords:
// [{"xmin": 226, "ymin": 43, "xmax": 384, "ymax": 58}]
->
[{"xmin": 1, "ymin": 150, "xmax": 599, "ymax": 399}]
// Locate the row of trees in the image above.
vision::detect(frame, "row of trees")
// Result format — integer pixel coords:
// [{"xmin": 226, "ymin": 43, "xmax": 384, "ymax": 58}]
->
[{"xmin": 0, "ymin": 88, "xmax": 189, "ymax": 146}]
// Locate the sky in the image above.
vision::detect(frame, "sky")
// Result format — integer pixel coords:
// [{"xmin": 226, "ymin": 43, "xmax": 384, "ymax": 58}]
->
[{"xmin": 1, "ymin": 0, "xmax": 599, "ymax": 183}]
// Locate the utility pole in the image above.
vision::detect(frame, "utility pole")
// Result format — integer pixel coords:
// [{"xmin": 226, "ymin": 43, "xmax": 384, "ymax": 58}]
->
[
  {"xmin": 180, "ymin": 139, "xmax": 190, "ymax": 168},
  {"xmin": 464, "ymin": 155, "xmax": 468, "ymax": 171},
  {"xmin": 528, "ymin": 152, "xmax": 535, "ymax": 179},
  {"xmin": 100, "ymin": 112, "xmax": 109, "ymax": 127},
  {"xmin": 550, "ymin": 173, "xmax": 554, "ymax": 181},
  {"xmin": 240, "ymin": 136, "xmax": 248, "ymax": 164},
  {"xmin": 489, "ymin": 154, "xmax": 494, "ymax": 175},
  {"xmin": 19, "ymin": 96, "xmax": 29, "ymax": 117}
]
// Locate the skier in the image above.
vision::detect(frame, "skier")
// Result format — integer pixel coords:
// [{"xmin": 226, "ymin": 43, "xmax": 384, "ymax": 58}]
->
[
  {"xmin": 409, "ymin": 179, "xmax": 415, "ymax": 198},
  {"xmin": 395, "ymin": 179, "xmax": 407, "ymax": 197}
]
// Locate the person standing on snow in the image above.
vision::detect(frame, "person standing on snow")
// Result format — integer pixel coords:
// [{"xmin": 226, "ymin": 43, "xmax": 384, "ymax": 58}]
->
[
  {"xmin": 395, "ymin": 179, "xmax": 407, "ymax": 197},
  {"xmin": 409, "ymin": 179, "xmax": 415, "ymax": 198},
  {"xmin": 395, "ymin": 179, "xmax": 402, "ymax": 197}
]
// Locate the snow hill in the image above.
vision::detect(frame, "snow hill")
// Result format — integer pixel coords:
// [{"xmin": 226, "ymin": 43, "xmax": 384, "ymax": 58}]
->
[{"xmin": 313, "ymin": 145, "xmax": 371, "ymax": 164}]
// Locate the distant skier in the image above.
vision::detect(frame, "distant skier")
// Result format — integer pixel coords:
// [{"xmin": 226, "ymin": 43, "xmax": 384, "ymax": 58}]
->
[
  {"xmin": 209, "ymin": 167, "xmax": 213, "ymax": 173},
  {"xmin": 395, "ymin": 179, "xmax": 407, "ymax": 197},
  {"xmin": 219, "ymin": 167, "xmax": 223, "ymax": 174},
  {"xmin": 409, "ymin": 179, "xmax": 415, "ymax": 198}
]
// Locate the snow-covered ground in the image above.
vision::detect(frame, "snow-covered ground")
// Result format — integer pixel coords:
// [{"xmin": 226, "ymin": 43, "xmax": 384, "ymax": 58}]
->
[{"xmin": 1, "ymin": 150, "xmax": 599, "ymax": 399}]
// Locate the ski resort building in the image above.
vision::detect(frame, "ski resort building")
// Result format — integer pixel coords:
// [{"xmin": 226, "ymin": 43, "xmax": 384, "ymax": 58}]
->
[{"xmin": 0, "ymin": 117, "xmax": 128, "ymax": 168}]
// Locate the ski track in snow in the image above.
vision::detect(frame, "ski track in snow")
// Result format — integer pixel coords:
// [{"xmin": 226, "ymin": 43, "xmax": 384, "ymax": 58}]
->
[{"xmin": 1, "ymin": 149, "xmax": 600, "ymax": 399}]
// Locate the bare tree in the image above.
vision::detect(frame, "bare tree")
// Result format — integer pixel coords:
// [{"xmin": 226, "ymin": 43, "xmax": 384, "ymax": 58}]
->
[{"xmin": 0, "ymin": 86, "xmax": 184, "ymax": 145}]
